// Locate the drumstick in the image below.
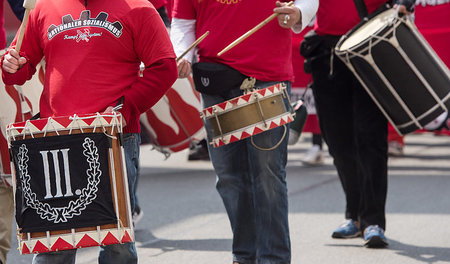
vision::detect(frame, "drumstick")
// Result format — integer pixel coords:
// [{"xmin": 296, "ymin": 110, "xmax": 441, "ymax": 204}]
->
[
  {"xmin": 176, "ymin": 31, "xmax": 210, "ymax": 62},
  {"xmin": 15, "ymin": 0, "xmax": 37, "ymax": 52},
  {"xmin": 217, "ymin": 1, "xmax": 293, "ymax": 56}
]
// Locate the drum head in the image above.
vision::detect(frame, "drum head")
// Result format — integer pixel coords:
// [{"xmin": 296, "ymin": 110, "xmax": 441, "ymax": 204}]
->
[{"xmin": 337, "ymin": 9, "xmax": 397, "ymax": 51}]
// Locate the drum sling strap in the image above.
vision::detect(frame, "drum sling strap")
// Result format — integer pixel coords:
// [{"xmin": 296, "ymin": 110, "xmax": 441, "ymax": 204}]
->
[{"xmin": 353, "ymin": 0, "xmax": 369, "ymax": 21}]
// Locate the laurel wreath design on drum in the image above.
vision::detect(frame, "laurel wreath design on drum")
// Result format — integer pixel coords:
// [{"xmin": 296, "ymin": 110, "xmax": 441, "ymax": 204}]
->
[{"xmin": 17, "ymin": 138, "xmax": 101, "ymax": 224}]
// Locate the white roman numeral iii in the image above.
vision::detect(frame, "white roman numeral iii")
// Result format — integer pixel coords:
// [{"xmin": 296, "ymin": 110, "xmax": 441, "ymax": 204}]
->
[{"xmin": 40, "ymin": 149, "xmax": 74, "ymax": 199}]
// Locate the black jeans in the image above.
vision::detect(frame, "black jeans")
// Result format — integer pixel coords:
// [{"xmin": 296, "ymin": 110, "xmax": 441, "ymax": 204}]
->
[{"xmin": 310, "ymin": 41, "xmax": 388, "ymax": 232}]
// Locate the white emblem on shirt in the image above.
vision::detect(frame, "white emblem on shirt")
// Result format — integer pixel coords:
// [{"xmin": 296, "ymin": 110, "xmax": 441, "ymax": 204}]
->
[
  {"xmin": 201, "ymin": 77, "xmax": 210, "ymax": 87},
  {"xmin": 48, "ymin": 10, "xmax": 123, "ymax": 40},
  {"xmin": 415, "ymin": 0, "xmax": 449, "ymax": 6},
  {"xmin": 63, "ymin": 29, "xmax": 102, "ymax": 42}
]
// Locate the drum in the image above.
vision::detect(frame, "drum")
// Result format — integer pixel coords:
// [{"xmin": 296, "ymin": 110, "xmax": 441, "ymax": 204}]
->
[
  {"xmin": 140, "ymin": 76, "xmax": 206, "ymax": 155},
  {"xmin": 335, "ymin": 7, "xmax": 450, "ymax": 135},
  {"xmin": 6, "ymin": 113, "xmax": 133, "ymax": 254},
  {"xmin": 201, "ymin": 83, "xmax": 295, "ymax": 148}
]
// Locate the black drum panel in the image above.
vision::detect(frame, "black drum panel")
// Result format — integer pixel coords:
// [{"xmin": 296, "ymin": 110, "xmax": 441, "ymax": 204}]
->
[
  {"xmin": 396, "ymin": 24, "xmax": 450, "ymax": 99},
  {"xmin": 350, "ymin": 56, "xmax": 411, "ymax": 125},
  {"xmin": 372, "ymin": 41, "xmax": 433, "ymax": 116},
  {"xmin": 399, "ymin": 106, "xmax": 445, "ymax": 134},
  {"xmin": 337, "ymin": 12, "xmax": 450, "ymax": 135}
]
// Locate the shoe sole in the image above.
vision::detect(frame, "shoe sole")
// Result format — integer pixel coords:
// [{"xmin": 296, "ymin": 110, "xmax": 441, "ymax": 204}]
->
[
  {"xmin": 364, "ymin": 236, "xmax": 388, "ymax": 248},
  {"xmin": 332, "ymin": 231, "xmax": 361, "ymax": 239}
]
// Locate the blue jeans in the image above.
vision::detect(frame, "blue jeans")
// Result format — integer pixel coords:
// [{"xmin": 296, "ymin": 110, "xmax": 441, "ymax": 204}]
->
[
  {"xmin": 202, "ymin": 81, "xmax": 291, "ymax": 264},
  {"xmin": 32, "ymin": 133, "xmax": 140, "ymax": 264}
]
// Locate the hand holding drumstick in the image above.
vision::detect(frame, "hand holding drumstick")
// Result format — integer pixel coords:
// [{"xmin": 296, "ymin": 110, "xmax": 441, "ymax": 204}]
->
[
  {"xmin": 274, "ymin": 1, "xmax": 302, "ymax": 29},
  {"xmin": 176, "ymin": 31, "xmax": 209, "ymax": 78},
  {"xmin": 2, "ymin": 0, "xmax": 36, "ymax": 74},
  {"xmin": 217, "ymin": 1, "xmax": 301, "ymax": 57}
]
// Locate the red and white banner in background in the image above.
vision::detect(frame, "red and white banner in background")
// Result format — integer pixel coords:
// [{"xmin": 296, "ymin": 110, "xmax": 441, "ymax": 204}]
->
[
  {"xmin": 291, "ymin": 27, "xmax": 321, "ymax": 135},
  {"xmin": 0, "ymin": 64, "xmax": 43, "ymax": 185},
  {"xmin": 291, "ymin": 1, "xmax": 450, "ymax": 136},
  {"xmin": 139, "ymin": 75, "xmax": 206, "ymax": 156}
]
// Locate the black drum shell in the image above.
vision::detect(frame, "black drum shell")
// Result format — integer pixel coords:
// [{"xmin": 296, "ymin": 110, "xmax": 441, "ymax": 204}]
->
[{"xmin": 335, "ymin": 9, "xmax": 450, "ymax": 134}]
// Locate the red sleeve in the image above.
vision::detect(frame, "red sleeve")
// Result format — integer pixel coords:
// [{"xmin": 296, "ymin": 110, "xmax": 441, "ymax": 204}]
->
[
  {"xmin": 120, "ymin": 58, "xmax": 178, "ymax": 124},
  {"xmin": 118, "ymin": 5, "xmax": 177, "ymax": 125},
  {"xmin": 2, "ymin": 7, "xmax": 44, "ymax": 86},
  {"xmin": 149, "ymin": 0, "xmax": 167, "ymax": 9},
  {"xmin": 172, "ymin": 0, "xmax": 196, "ymax": 19},
  {"xmin": 130, "ymin": 7, "xmax": 175, "ymax": 67},
  {"xmin": 1, "ymin": 51, "xmax": 37, "ymax": 85}
]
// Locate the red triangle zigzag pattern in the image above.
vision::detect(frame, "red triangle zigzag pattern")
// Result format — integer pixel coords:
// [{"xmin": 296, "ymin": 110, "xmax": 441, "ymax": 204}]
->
[
  {"xmin": 202, "ymin": 84, "xmax": 283, "ymax": 118},
  {"xmin": 7, "ymin": 113, "xmax": 122, "ymax": 139},
  {"xmin": 19, "ymin": 228, "xmax": 134, "ymax": 255},
  {"xmin": 212, "ymin": 114, "xmax": 294, "ymax": 147}
]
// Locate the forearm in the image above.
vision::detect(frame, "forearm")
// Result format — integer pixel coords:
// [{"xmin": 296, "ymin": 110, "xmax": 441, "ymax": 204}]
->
[
  {"xmin": 170, "ymin": 18, "xmax": 196, "ymax": 63},
  {"xmin": 292, "ymin": 0, "xmax": 319, "ymax": 33},
  {"xmin": 1, "ymin": 51, "xmax": 36, "ymax": 85},
  {"xmin": 120, "ymin": 58, "xmax": 178, "ymax": 123}
]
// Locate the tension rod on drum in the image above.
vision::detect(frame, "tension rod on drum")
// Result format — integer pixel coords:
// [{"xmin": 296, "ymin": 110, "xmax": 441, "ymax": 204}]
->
[
  {"xmin": 254, "ymin": 94, "xmax": 268, "ymax": 128},
  {"xmin": 213, "ymin": 106, "xmax": 225, "ymax": 140}
]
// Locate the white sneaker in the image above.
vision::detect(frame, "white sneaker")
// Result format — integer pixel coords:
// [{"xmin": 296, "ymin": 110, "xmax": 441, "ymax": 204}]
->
[
  {"xmin": 132, "ymin": 206, "xmax": 144, "ymax": 226},
  {"xmin": 301, "ymin": 145, "xmax": 324, "ymax": 165}
]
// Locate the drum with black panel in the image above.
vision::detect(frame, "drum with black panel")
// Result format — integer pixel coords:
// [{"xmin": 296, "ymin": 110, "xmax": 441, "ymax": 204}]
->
[
  {"xmin": 335, "ymin": 6, "xmax": 450, "ymax": 135},
  {"xmin": 7, "ymin": 113, "xmax": 133, "ymax": 254}
]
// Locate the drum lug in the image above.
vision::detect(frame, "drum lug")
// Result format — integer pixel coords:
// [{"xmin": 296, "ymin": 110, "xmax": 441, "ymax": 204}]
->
[
  {"xmin": 254, "ymin": 93, "xmax": 268, "ymax": 128},
  {"xmin": 212, "ymin": 106, "xmax": 225, "ymax": 140},
  {"xmin": 281, "ymin": 85, "xmax": 295, "ymax": 115},
  {"xmin": 240, "ymin": 77, "xmax": 256, "ymax": 94}
]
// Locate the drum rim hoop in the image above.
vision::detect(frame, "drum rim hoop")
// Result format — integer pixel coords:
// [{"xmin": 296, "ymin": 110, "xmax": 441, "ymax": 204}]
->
[{"xmin": 336, "ymin": 4, "xmax": 396, "ymax": 52}]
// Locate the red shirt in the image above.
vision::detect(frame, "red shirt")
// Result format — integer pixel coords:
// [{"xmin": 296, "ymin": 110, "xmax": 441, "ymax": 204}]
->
[
  {"xmin": 2, "ymin": 0, "xmax": 177, "ymax": 133},
  {"xmin": 173, "ymin": 0, "xmax": 294, "ymax": 82},
  {"xmin": 314, "ymin": 0, "xmax": 388, "ymax": 35},
  {"xmin": 149, "ymin": 0, "xmax": 167, "ymax": 9}
]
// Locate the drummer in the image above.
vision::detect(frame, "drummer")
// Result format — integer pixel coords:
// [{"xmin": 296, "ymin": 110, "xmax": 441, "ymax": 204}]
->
[
  {"xmin": 300, "ymin": 0, "xmax": 413, "ymax": 248},
  {"xmin": 172, "ymin": 0, "xmax": 318, "ymax": 263},
  {"xmin": 1, "ymin": 0, "xmax": 178, "ymax": 263}
]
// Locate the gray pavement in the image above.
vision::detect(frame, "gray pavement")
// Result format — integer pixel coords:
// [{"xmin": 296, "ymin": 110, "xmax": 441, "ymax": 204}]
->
[{"xmin": 6, "ymin": 132, "xmax": 450, "ymax": 264}]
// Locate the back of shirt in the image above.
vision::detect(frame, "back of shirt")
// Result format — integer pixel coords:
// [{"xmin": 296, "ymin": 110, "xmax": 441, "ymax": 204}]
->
[
  {"xmin": 173, "ymin": 0, "xmax": 294, "ymax": 82},
  {"xmin": 314, "ymin": 0, "xmax": 388, "ymax": 35}
]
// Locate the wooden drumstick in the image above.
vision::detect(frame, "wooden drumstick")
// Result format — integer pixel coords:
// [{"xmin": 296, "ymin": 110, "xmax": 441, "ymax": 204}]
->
[
  {"xmin": 15, "ymin": 0, "xmax": 37, "ymax": 52},
  {"xmin": 217, "ymin": 1, "xmax": 294, "ymax": 57},
  {"xmin": 176, "ymin": 31, "xmax": 210, "ymax": 62}
]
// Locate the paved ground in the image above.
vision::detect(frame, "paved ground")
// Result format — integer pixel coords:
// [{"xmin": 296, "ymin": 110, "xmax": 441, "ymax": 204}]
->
[{"xmin": 6, "ymin": 132, "xmax": 450, "ymax": 264}]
